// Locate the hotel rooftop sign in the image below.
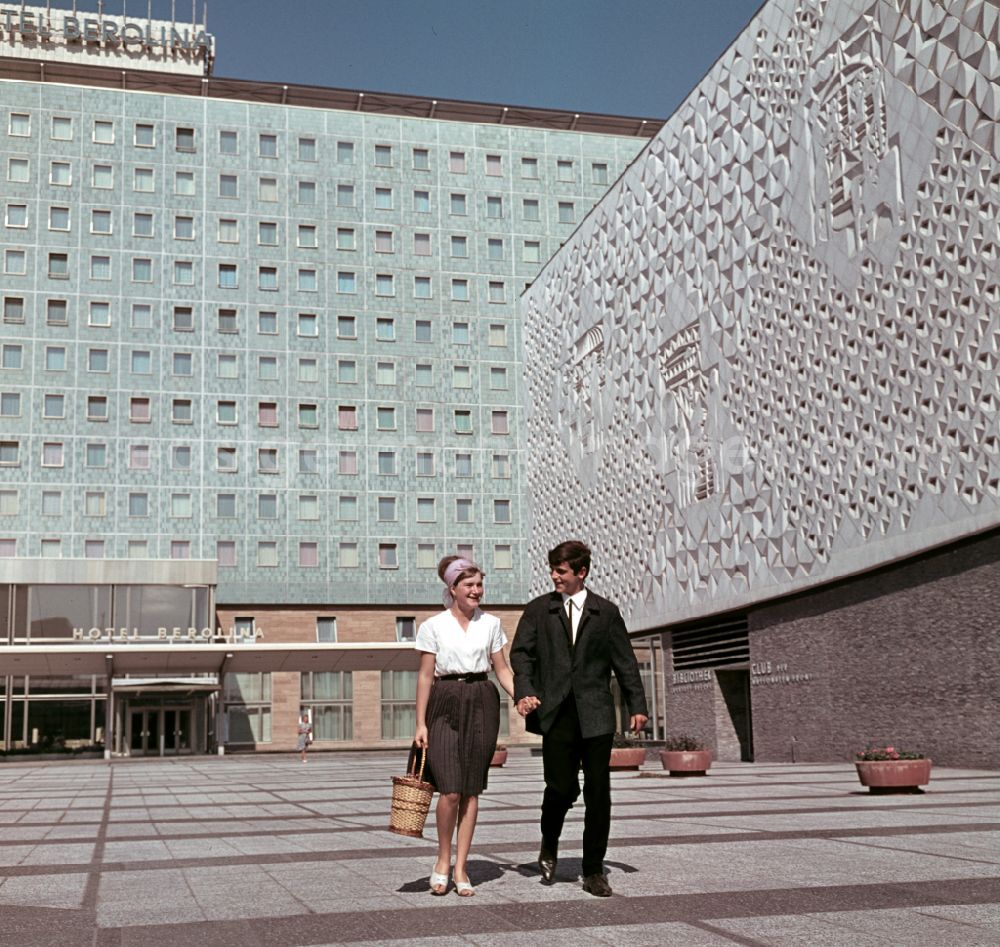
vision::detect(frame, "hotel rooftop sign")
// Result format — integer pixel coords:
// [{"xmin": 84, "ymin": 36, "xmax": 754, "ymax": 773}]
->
[{"xmin": 0, "ymin": 3, "xmax": 213, "ymax": 75}]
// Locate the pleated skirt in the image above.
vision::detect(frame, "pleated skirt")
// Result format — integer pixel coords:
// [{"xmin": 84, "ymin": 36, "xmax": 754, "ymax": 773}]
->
[{"xmin": 425, "ymin": 679, "xmax": 500, "ymax": 796}]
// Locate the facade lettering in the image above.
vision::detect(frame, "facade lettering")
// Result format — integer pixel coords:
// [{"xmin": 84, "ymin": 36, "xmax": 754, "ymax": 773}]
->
[
  {"xmin": 71, "ymin": 626, "xmax": 263, "ymax": 643},
  {"xmin": 1, "ymin": 9, "xmax": 210, "ymax": 52}
]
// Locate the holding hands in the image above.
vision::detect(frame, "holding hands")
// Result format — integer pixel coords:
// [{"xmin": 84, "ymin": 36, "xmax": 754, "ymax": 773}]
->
[{"xmin": 516, "ymin": 695, "xmax": 540, "ymax": 717}]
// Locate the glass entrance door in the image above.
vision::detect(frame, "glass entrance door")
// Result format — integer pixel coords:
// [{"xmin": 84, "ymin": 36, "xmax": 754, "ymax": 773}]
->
[
  {"xmin": 128, "ymin": 709, "xmax": 159, "ymax": 756},
  {"xmin": 127, "ymin": 706, "xmax": 193, "ymax": 756},
  {"xmin": 163, "ymin": 708, "xmax": 191, "ymax": 754}
]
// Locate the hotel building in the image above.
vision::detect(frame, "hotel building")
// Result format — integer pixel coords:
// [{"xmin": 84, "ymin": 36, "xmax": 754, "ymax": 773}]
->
[{"xmin": 0, "ymin": 4, "xmax": 657, "ymax": 755}]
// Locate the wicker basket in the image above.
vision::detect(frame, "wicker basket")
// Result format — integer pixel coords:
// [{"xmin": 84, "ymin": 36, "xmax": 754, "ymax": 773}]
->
[{"xmin": 389, "ymin": 746, "xmax": 434, "ymax": 838}]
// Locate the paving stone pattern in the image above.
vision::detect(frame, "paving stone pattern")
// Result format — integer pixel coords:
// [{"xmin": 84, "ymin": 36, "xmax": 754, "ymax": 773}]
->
[{"xmin": 0, "ymin": 753, "xmax": 998, "ymax": 945}]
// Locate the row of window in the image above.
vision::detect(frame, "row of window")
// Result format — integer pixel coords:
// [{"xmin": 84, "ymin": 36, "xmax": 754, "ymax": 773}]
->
[
  {"xmin": 0, "ymin": 395, "xmax": 511, "ymax": 429},
  {"xmin": 5, "ymin": 206, "xmax": 549, "ymax": 262},
  {"xmin": 0, "ymin": 487, "xmax": 514, "ymax": 524},
  {"xmin": 3, "ymin": 255, "xmax": 521, "ymax": 302},
  {"xmin": 0, "ymin": 537, "xmax": 517, "ymax": 571},
  {"xmin": 0, "ymin": 303, "xmax": 509, "ymax": 347},
  {"xmin": 0, "ymin": 448, "xmax": 511, "ymax": 485},
  {"xmin": 4, "ymin": 112, "xmax": 611, "ymax": 184},
  {"xmin": 3, "ymin": 158, "xmax": 580, "ymax": 221},
  {"xmin": 0, "ymin": 424, "xmax": 513, "ymax": 469}
]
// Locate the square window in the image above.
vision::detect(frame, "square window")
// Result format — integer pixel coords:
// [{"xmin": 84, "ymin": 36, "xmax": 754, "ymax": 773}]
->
[
  {"xmin": 91, "ymin": 209, "xmax": 112, "ymax": 234},
  {"xmin": 298, "ymin": 136, "xmax": 316, "ymax": 161},
  {"xmin": 297, "ymin": 311, "xmax": 318, "ymax": 336},
  {"xmin": 592, "ymin": 161, "xmax": 609, "ymax": 185},
  {"xmin": 415, "ymin": 363, "xmax": 433, "ymax": 386},
  {"xmin": 521, "ymin": 156, "xmax": 538, "ymax": 178},
  {"xmin": 316, "ymin": 616, "xmax": 336, "ymax": 641},
  {"xmin": 490, "ymin": 367, "xmax": 508, "ymax": 389},
  {"xmin": 42, "ymin": 490, "xmax": 61, "ymax": 514},
  {"xmin": 50, "ymin": 161, "xmax": 71, "ymax": 185},
  {"xmin": 3, "ymin": 297, "xmax": 25, "ymax": 323},
  {"xmin": 412, "ymin": 147, "xmax": 430, "ymax": 170},
  {"xmin": 495, "ymin": 544, "xmax": 513, "ymax": 569},
  {"xmin": 217, "ymin": 399, "xmax": 237, "ymax": 423},
  {"xmin": 336, "ymin": 184, "xmax": 355, "ymax": 207},
  {"xmin": 299, "ymin": 494, "xmax": 319, "ymax": 520},
  {"xmin": 173, "ymin": 260, "xmax": 193, "ymax": 285},
  {"xmin": 5, "ymin": 203, "xmax": 27, "ymax": 228},
  {"xmin": 133, "ymin": 212, "xmax": 154, "ymax": 237},
  {"xmin": 47, "ymin": 299, "xmax": 68, "ymax": 325},
  {"xmin": 170, "ymin": 493, "xmax": 193, "ymax": 518},
  {"xmin": 339, "ymin": 495, "xmax": 358, "ymax": 520},
  {"xmin": 414, "ymin": 276, "xmax": 432, "ymax": 299},
  {"xmin": 1, "ymin": 344, "xmax": 22, "ymax": 369},
  {"xmin": 92, "ymin": 163, "xmax": 113, "ymax": 188},
  {"xmin": 339, "ymin": 542, "xmax": 359, "ymax": 568},
  {"xmin": 450, "ymin": 193, "xmax": 467, "ymax": 215},
  {"xmin": 415, "ymin": 407, "xmax": 434, "ymax": 432},
  {"xmin": 257, "ymin": 541, "xmax": 278, "ymax": 567},
  {"xmin": 45, "ymin": 346, "xmax": 66, "ymax": 371},
  {"xmin": 416, "ymin": 451, "xmax": 435, "ymax": 476},
  {"xmin": 173, "ymin": 306, "xmax": 194, "ymax": 330},
  {"xmin": 487, "ymin": 238, "xmax": 504, "ymax": 260},
  {"xmin": 337, "ymin": 360, "xmax": 357, "ymax": 383},
  {"xmin": 7, "ymin": 157, "xmax": 30, "ymax": 185},
  {"xmin": 491, "ymin": 410, "xmax": 510, "ymax": 434},
  {"xmin": 219, "ymin": 129, "xmax": 238, "ymax": 154},
  {"xmin": 258, "ymin": 401, "xmax": 278, "ymax": 427},
  {"xmin": 337, "ymin": 316, "xmax": 356, "ymax": 338},
  {"xmin": 557, "ymin": 159, "xmax": 574, "ymax": 181},
  {"xmin": 414, "ymin": 320, "xmax": 432, "ymax": 343},
  {"xmin": 133, "ymin": 167, "xmax": 154, "ymax": 192},
  {"xmin": 558, "ymin": 201, "xmax": 575, "ymax": 224},
  {"xmin": 132, "ymin": 257, "xmax": 153, "ymax": 282},
  {"xmin": 258, "ymin": 448, "xmax": 279, "ymax": 473},
  {"xmin": 489, "ymin": 323, "xmax": 507, "ymax": 346},
  {"xmin": 298, "ymin": 403, "xmax": 318, "ymax": 428},
  {"xmin": 338, "ymin": 405, "xmax": 358, "ymax": 430},
  {"xmin": 451, "ymin": 279, "xmax": 469, "ymax": 302},
  {"xmin": 452, "ymin": 322, "xmax": 470, "ymax": 344},
  {"xmin": 172, "ymin": 398, "xmax": 193, "ymax": 423},
  {"xmin": 259, "ymin": 177, "xmax": 278, "ymax": 201},
  {"xmin": 42, "ymin": 393, "xmax": 63, "ymax": 418},
  {"xmin": 258, "ymin": 310, "xmax": 277, "ymax": 334},
  {"xmin": 128, "ymin": 444, "xmax": 149, "ymax": 469},
  {"xmin": 336, "ymin": 227, "xmax": 355, "ymax": 250},
  {"xmin": 494, "ymin": 499, "xmax": 512, "ymax": 523},
  {"xmin": 258, "ymin": 493, "xmax": 278, "ymax": 519},
  {"xmin": 130, "ymin": 394, "xmax": 152, "ymax": 422},
  {"xmin": 42, "ymin": 441, "xmax": 65, "ymax": 467},
  {"xmin": 338, "ymin": 450, "xmax": 358, "ymax": 475},
  {"xmin": 374, "ymin": 186, "xmax": 393, "ymax": 209},
  {"xmin": 217, "ymin": 446, "xmax": 237, "ymax": 471},
  {"xmin": 258, "ymin": 220, "xmax": 278, "ymax": 245},
  {"xmin": 413, "ymin": 190, "xmax": 430, "ymax": 213},
  {"xmin": 376, "ymin": 361, "xmax": 396, "ymax": 385},
  {"xmin": 134, "ymin": 122, "xmax": 155, "ymax": 147},
  {"xmin": 378, "ymin": 543, "xmax": 398, "ymax": 569},
  {"xmin": 216, "ymin": 541, "xmax": 236, "ymax": 567},
  {"xmin": 217, "ymin": 217, "xmax": 238, "ymax": 242},
  {"xmin": 453, "ymin": 365, "xmax": 471, "ymax": 388},
  {"xmin": 377, "ymin": 450, "xmax": 397, "ymax": 475},
  {"xmin": 89, "ymin": 301, "xmax": 111, "ymax": 326},
  {"xmin": 49, "ymin": 252, "xmax": 70, "ymax": 279},
  {"xmin": 218, "ymin": 264, "xmax": 238, "ymax": 288},
  {"xmin": 219, "ymin": 173, "xmax": 238, "ymax": 198},
  {"xmin": 258, "ymin": 265, "xmax": 278, "ymax": 290},
  {"xmin": 298, "ymin": 357, "xmax": 318, "ymax": 382},
  {"xmin": 413, "ymin": 232, "xmax": 431, "ymax": 256},
  {"xmin": 455, "ymin": 498, "xmax": 473, "ymax": 523},
  {"xmin": 173, "ymin": 352, "xmax": 193, "ymax": 376},
  {"xmin": 175, "ymin": 170, "xmax": 195, "ymax": 195},
  {"xmin": 454, "ymin": 410, "xmax": 473, "ymax": 434},
  {"xmin": 5, "ymin": 250, "xmax": 26, "ymax": 275},
  {"xmin": 451, "ymin": 235, "xmax": 468, "ymax": 258},
  {"xmin": 376, "ymin": 318, "xmax": 395, "ymax": 341},
  {"xmin": 377, "ymin": 496, "xmax": 396, "ymax": 521},
  {"xmin": 337, "ymin": 271, "xmax": 356, "ymax": 294},
  {"xmin": 52, "ymin": 116, "xmax": 73, "ymax": 140},
  {"xmin": 375, "ymin": 230, "xmax": 394, "ymax": 253},
  {"xmin": 486, "ymin": 154, "xmax": 502, "ymax": 176},
  {"xmin": 175, "ymin": 126, "xmax": 195, "ymax": 151},
  {"xmin": 299, "ymin": 542, "xmax": 319, "ymax": 568},
  {"xmin": 492, "ymin": 453, "xmax": 511, "ymax": 478},
  {"xmin": 449, "ymin": 151, "xmax": 466, "ymax": 173},
  {"xmin": 375, "ymin": 273, "xmax": 394, "ymax": 296},
  {"xmin": 297, "ymin": 180, "xmax": 317, "ymax": 204},
  {"xmin": 337, "ymin": 140, "xmax": 354, "ymax": 163},
  {"xmin": 172, "ymin": 445, "xmax": 192, "ymax": 469},
  {"xmin": 88, "ymin": 348, "xmax": 109, "ymax": 372},
  {"xmin": 259, "ymin": 133, "xmax": 278, "ymax": 158},
  {"xmin": 298, "ymin": 224, "xmax": 317, "ymax": 248},
  {"xmin": 218, "ymin": 308, "xmax": 238, "ymax": 333},
  {"xmin": 0, "ymin": 392, "xmax": 21, "ymax": 417},
  {"xmin": 488, "ymin": 281, "xmax": 506, "ymax": 303},
  {"xmin": 523, "ymin": 198, "xmax": 540, "ymax": 221},
  {"xmin": 49, "ymin": 206, "xmax": 70, "ymax": 230},
  {"xmin": 376, "ymin": 406, "xmax": 396, "ymax": 430},
  {"xmin": 86, "ymin": 443, "xmax": 107, "ymax": 467},
  {"xmin": 486, "ymin": 196, "xmax": 503, "ymax": 218},
  {"xmin": 299, "ymin": 448, "xmax": 319, "ymax": 474},
  {"xmin": 0, "ymin": 440, "xmax": 20, "ymax": 466},
  {"xmin": 374, "ymin": 144, "xmax": 392, "ymax": 166},
  {"xmin": 523, "ymin": 240, "xmax": 542, "ymax": 263}
]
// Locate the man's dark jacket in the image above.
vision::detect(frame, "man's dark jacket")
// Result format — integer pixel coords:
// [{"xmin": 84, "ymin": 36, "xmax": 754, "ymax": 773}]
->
[{"xmin": 510, "ymin": 590, "xmax": 648, "ymax": 739}]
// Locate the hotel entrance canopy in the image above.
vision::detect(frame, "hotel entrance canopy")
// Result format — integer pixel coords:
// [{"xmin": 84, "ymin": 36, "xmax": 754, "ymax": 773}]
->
[{"xmin": 0, "ymin": 642, "xmax": 422, "ymax": 676}]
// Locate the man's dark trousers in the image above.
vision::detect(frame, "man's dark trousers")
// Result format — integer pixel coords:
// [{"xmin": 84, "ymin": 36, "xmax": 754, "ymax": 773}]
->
[{"xmin": 541, "ymin": 696, "xmax": 614, "ymax": 877}]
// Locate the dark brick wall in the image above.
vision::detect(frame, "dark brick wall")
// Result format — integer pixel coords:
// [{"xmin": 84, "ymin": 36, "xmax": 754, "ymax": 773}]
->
[
  {"xmin": 749, "ymin": 529, "xmax": 1000, "ymax": 768},
  {"xmin": 663, "ymin": 529, "xmax": 1000, "ymax": 769}
]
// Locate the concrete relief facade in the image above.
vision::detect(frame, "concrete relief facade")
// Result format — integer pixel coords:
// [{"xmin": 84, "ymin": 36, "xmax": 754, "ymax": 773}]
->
[{"xmin": 522, "ymin": 0, "xmax": 1000, "ymax": 631}]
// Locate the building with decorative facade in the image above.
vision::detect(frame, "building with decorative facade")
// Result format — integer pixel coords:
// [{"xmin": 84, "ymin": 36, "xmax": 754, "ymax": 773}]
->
[
  {"xmin": 523, "ymin": 0, "xmax": 1000, "ymax": 768},
  {"xmin": 0, "ymin": 4, "xmax": 657, "ymax": 755}
]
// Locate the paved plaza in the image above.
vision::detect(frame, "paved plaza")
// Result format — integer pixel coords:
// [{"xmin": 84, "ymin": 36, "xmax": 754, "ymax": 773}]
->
[{"xmin": 0, "ymin": 752, "xmax": 997, "ymax": 946}]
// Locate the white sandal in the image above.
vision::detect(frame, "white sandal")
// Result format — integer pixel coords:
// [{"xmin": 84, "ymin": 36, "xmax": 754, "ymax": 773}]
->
[
  {"xmin": 453, "ymin": 875, "xmax": 475, "ymax": 897},
  {"xmin": 429, "ymin": 869, "xmax": 449, "ymax": 895}
]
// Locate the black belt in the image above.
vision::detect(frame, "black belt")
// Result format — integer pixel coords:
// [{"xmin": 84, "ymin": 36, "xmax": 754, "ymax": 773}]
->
[{"xmin": 438, "ymin": 672, "xmax": 488, "ymax": 683}]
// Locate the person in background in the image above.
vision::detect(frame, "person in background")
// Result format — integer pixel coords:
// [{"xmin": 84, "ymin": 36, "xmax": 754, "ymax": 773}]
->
[
  {"xmin": 414, "ymin": 555, "xmax": 516, "ymax": 897},
  {"xmin": 511, "ymin": 540, "xmax": 648, "ymax": 898},
  {"xmin": 296, "ymin": 711, "xmax": 312, "ymax": 763}
]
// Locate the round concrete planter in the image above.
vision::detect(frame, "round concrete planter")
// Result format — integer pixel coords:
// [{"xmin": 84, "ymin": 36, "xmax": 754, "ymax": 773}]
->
[
  {"xmin": 489, "ymin": 747, "xmax": 508, "ymax": 767},
  {"xmin": 660, "ymin": 749, "xmax": 712, "ymax": 776},
  {"xmin": 855, "ymin": 758, "xmax": 932, "ymax": 793},
  {"xmin": 609, "ymin": 747, "xmax": 646, "ymax": 770}
]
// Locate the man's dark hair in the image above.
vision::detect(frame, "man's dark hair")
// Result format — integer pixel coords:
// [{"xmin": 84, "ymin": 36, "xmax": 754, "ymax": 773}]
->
[{"xmin": 548, "ymin": 540, "xmax": 591, "ymax": 574}]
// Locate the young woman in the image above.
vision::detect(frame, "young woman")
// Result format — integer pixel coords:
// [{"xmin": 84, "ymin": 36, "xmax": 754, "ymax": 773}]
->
[{"xmin": 414, "ymin": 555, "xmax": 515, "ymax": 896}]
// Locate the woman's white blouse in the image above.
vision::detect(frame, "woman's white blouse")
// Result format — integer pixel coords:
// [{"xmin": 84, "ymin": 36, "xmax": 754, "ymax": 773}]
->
[{"xmin": 414, "ymin": 609, "xmax": 507, "ymax": 676}]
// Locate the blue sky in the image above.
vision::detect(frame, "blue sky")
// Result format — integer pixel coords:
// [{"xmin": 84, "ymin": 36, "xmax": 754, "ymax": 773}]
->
[{"xmin": 176, "ymin": 0, "xmax": 764, "ymax": 119}]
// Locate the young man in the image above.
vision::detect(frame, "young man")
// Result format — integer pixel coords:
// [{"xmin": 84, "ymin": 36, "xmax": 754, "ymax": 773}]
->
[{"xmin": 510, "ymin": 540, "xmax": 648, "ymax": 897}]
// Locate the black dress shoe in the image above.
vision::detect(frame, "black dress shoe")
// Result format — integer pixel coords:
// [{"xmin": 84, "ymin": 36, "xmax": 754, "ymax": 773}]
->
[
  {"xmin": 537, "ymin": 844, "xmax": 557, "ymax": 883},
  {"xmin": 581, "ymin": 873, "xmax": 612, "ymax": 897}
]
